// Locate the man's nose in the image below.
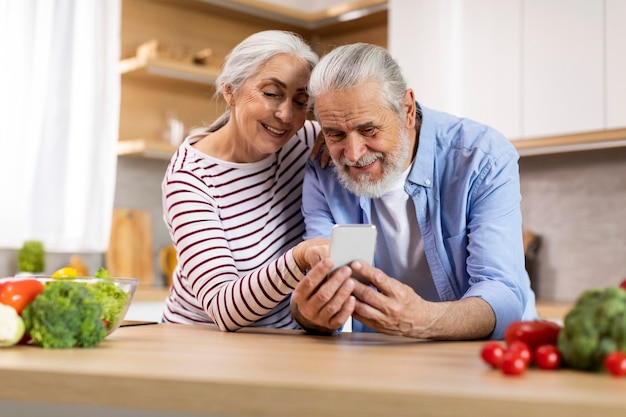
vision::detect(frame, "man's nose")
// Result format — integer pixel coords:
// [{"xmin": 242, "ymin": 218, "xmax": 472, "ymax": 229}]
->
[{"xmin": 343, "ymin": 133, "xmax": 367, "ymax": 163}]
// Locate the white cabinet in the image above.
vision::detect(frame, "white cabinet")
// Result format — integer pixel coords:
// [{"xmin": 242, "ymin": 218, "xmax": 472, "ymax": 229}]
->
[
  {"xmin": 522, "ymin": 0, "xmax": 604, "ymax": 138},
  {"xmin": 606, "ymin": 0, "xmax": 626, "ymax": 129},
  {"xmin": 390, "ymin": 0, "xmax": 624, "ymax": 141},
  {"xmin": 389, "ymin": 0, "xmax": 522, "ymax": 139},
  {"xmin": 458, "ymin": 1, "xmax": 521, "ymax": 138}
]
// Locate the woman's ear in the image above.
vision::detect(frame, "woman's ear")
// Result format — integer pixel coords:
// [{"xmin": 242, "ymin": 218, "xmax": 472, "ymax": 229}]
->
[
  {"xmin": 403, "ymin": 89, "xmax": 416, "ymax": 129},
  {"xmin": 222, "ymin": 84, "xmax": 235, "ymax": 106}
]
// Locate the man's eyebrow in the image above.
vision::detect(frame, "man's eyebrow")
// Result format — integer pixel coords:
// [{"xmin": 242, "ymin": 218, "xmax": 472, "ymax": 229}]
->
[
  {"xmin": 322, "ymin": 126, "xmax": 342, "ymax": 135},
  {"xmin": 322, "ymin": 121, "xmax": 377, "ymax": 135},
  {"xmin": 356, "ymin": 121, "xmax": 376, "ymax": 129}
]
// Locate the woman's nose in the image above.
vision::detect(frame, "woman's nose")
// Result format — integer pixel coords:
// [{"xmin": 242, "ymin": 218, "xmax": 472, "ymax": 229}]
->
[{"xmin": 274, "ymin": 101, "xmax": 293, "ymax": 123}]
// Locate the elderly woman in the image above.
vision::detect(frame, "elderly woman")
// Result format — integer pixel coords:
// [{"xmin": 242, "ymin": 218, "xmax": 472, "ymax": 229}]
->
[{"xmin": 162, "ymin": 30, "xmax": 327, "ymax": 331}]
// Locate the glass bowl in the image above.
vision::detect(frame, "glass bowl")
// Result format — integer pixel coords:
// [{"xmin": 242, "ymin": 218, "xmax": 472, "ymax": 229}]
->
[{"xmin": 6, "ymin": 275, "xmax": 139, "ymax": 336}]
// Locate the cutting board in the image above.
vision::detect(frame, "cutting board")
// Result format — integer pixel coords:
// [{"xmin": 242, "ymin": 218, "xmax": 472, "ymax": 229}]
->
[{"xmin": 106, "ymin": 208, "xmax": 154, "ymax": 285}]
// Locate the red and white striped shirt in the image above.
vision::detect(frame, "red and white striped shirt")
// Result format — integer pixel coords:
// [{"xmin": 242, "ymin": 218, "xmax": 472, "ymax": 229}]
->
[{"xmin": 161, "ymin": 120, "xmax": 320, "ymax": 330}]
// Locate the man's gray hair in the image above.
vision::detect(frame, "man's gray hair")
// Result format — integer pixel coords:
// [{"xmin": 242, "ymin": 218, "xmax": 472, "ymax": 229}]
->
[{"xmin": 308, "ymin": 43, "xmax": 408, "ymax": 119}]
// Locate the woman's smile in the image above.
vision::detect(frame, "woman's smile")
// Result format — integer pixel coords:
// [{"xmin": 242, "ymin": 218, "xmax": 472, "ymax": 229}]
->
[{"xmin": 261, "ymin": 122, "xmax": 288, "ymax": 138}]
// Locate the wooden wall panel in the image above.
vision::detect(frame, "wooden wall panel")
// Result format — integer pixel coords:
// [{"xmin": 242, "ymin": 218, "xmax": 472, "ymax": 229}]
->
[
  {"xmin": 119, "ymin": 0, "xmax": 387, "ymax": 144},
  {"xmin": 119, "ymin": 80, "xmax": 217, "ymax": 142}
]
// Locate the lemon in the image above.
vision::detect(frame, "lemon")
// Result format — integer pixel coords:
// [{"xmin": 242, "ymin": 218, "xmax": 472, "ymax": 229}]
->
[{"xmin": 51, "ymin": 267, "xmax": 78, "ymax": 278}]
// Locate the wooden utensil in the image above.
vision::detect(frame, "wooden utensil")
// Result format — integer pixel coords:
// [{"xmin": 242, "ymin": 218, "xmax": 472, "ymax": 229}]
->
[{"xmin": 106, "ymin": 208, "xmax": 154, "ymax": 285}]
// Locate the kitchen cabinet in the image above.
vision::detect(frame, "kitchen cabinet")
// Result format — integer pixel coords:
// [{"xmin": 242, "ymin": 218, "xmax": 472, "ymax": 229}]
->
[
  {"xmin": 522, "ymin": 0, "xmax": 604, "ymax": 138},
  {"xmin": 457, "ymin": 0, "xmax": 521, "ymax": 139},
  {"xmin": 399, "ymin": 0, "xmax": 609, "ymax": 139},
  {"xmin": 606, "ymin": 0, "xmax": 626, "ymax": 129},
  {"xmin": 389, "ymin": 0, "xmax": 521, "ymax": 140},
  {"xmin": 389, "ymin": 0, "xmax": 626, "ymax": 155}
]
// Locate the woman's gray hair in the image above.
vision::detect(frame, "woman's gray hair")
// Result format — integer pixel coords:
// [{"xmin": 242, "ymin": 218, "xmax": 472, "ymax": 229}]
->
[
  {"xmin": 309, "ymin": 43, "xmax": 408, "ymax": 120},
  {"xmin": 207, "ymin": 30, "xmax": 318, "ymax": 132}
]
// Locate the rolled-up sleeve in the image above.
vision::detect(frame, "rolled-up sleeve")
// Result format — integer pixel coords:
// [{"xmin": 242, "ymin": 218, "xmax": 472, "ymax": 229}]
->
[{"xmin": 462, "ymin": 148, "xmax": 536, "ymax": 339}]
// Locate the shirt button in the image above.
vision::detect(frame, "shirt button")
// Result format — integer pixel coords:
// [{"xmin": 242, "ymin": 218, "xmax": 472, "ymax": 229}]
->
[{"xmin": 424, "ymin": 179, "xmax": 431, "ymax": 185}]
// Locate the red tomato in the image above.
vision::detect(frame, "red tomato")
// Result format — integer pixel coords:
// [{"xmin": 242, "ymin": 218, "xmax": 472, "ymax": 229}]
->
[
  {"xmin": 507, "ymin": 341, "xmax": 533, "ymax": 366},
  {"xmin": 534, "ymin": 344, "xmax": 562, "ymax": 370},
  {"xmin": 501, "ymin": 351, "xmax": 528, "ymax": 376},
  {"xmin": 480, "ymin": 341, "xmax": 505, "ymax": 368},
  {"xmin": 0, "ymin": 278, "xmax": 45, "ymax": 315},
  {"xmin": 504, "ymin": 320, "xmax": 562, "ymax": 350},
  {"xmin": 604, "ymin": 351, "xmax": 626, "ymax": 377},
  {"xmin": 620, "ymin": 278, "xmax": 626, "ymax": 291}
]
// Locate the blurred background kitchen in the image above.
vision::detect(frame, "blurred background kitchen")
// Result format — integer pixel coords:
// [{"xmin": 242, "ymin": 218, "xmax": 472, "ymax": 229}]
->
[{"xmin": 0, "ymin": 0, "xmax": 624, "ymax": 312}]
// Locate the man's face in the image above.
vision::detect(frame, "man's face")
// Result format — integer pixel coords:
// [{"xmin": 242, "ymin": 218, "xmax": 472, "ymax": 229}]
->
[{"xmin": 315, "ymin": 81, "xmax": 415, "ymax": 198}]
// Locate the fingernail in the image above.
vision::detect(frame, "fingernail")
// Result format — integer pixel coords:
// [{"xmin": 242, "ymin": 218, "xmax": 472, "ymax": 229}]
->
[{"xmin": 352, "ymin": 261, "xmax": 362, "ymax": 269}]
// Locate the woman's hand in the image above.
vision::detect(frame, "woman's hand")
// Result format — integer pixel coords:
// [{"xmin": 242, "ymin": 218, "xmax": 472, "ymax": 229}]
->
[
  {"xmin": 292, "ymin": 238, "xmax": 330, "ymax": 272},
  {"xmin": 310, "ymin": 131, "xmax": 332, "ymax": 169}
]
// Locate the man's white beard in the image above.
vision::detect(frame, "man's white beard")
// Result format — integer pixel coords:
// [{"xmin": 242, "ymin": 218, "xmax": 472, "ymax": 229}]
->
[{"xmin": 333, "ymin": 128, "xmax": 411, "ymax": 199}]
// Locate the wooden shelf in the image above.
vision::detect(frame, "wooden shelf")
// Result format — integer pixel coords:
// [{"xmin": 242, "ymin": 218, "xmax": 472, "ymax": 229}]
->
[
  {"xmin": 512, "ymin": 127, "xmax": 626, "ymax": 157},
  {"xmin": 119, "ymin": 56, "xmax": 220, "ymax": 87},
  {"xmin": 118, "ymin": 139, "xmax": 178, "ymax": 159}
]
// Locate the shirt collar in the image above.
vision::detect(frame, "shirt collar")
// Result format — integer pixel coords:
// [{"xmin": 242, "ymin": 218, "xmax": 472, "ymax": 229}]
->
[{"xmin": 407, "ymin": 103, "xmax": 435, "ymax": 188}]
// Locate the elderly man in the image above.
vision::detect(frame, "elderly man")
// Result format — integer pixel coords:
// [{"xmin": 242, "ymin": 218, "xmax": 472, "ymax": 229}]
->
[{"xmin": 291, "ymin": 43, "xmax": 537, "ymax": 340}]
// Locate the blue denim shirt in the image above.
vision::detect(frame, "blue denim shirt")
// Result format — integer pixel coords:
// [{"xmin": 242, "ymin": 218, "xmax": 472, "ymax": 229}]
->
[{"xmin": 302, "ymin": 105, "xmax": 537, "ymax": 339}]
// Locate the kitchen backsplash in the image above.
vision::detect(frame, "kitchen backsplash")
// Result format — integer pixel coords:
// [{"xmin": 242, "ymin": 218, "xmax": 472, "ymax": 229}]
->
[{"xmin": 519, "ymin": 146, "xmax": 626, "ymax": 300}]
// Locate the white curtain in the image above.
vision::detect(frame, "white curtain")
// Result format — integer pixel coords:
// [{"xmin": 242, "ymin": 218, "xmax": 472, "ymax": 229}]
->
[{"xmin": 0, "ymin": 0, "xmax": 120, "ymax": 252}]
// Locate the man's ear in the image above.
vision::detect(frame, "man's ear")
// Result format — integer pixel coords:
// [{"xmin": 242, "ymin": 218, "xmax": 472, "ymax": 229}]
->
[{"xmin": 403, "ymin": 89, "xmax": 416, "ymax": 129}]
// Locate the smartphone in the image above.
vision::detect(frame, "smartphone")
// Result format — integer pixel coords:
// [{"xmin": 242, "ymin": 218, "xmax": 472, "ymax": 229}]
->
[{"xmin": 329, "ymin": 224, "xmax": 377, "ymax": 284}]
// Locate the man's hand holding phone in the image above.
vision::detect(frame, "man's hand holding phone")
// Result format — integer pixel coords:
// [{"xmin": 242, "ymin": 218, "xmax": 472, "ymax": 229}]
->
[
  {"xmin": 291, "ymin": 257, "xmax": 356, "ymax": 333},
  {"xmin": 291, "ymin": 225, "xmax": 377, "ymax": 333}
]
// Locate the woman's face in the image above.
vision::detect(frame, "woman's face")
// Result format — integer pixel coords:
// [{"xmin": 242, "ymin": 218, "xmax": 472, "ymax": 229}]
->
[{"xmin": 228, "ymin": 53, "xmax": 311, "ymax": 161}]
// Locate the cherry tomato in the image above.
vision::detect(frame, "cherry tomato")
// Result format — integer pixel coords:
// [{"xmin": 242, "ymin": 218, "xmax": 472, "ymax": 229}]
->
[
  {"xmin": 501, "ymin": 351, "xmax": 528, "ymax": 376},
  {"xmin": 504, "ymin": 320, "xmax": 562, "ymax": 350},
  {"xmin": 604, "ymin": 351, "xmax": 626, "ymax": 377},
  {"xmin": 534, "ymin": 344, "xmax": 562, "ymax": 370},
  {"xmin": 480, "ymin": 341, "xmax": 505, "ymax": 368},
  {"xmin": 0, "ymin": 278, "xmax": 45, "ymax": 315},
  {"xmin": 620, "ymin": 278, "xmax": 626, "ymax": 291},
  {"xmin": 507, "ymin": 340, "xmax": 533, "ymax": 366}
]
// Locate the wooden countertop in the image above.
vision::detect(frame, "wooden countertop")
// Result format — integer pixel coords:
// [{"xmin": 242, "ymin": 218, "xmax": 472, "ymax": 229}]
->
[{"xmin": 1, "ymin": 321, "xmax": 625, "ymax": 417}]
